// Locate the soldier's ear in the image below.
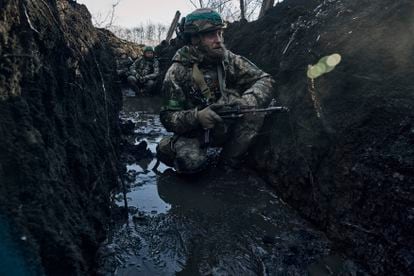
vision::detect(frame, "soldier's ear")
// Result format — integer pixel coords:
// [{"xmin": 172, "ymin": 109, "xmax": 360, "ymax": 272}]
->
[{"xmin": 191, "ymin": 35, "xmax": 201, "ymax": 46}]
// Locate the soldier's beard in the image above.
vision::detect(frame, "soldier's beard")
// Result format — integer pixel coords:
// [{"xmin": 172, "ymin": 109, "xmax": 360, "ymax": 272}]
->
[{"xmin": 198, "ymin": 43, "xmax": 226, "ymax": 63}]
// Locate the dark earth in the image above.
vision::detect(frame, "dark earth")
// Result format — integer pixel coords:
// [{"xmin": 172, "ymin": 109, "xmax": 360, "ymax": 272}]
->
[
  {"xmin": 0, "ymin": 0, "xmax": 413, "ymax": 275},
  {"xmin": 0, "ymin": 0, "xmax": 122, "ymax": 275},
  {"xmin": 225, "ymin": 0, "xmax": 414, "ymax": 274}
]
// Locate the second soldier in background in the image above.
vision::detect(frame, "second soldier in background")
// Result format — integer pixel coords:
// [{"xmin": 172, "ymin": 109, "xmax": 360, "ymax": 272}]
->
[{"xmin": 128, "ymin": 46, "xmax": 160, "ymax": 96}]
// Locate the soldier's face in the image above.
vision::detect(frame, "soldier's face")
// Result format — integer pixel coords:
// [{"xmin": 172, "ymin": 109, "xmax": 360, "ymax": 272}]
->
[
  {"xmin": 198, "ymin": 29, "xmax": 225, "ymax": 60},
  {"xmin": 144, "ymin": 51, "xmax": 154, "ymax": 59}
]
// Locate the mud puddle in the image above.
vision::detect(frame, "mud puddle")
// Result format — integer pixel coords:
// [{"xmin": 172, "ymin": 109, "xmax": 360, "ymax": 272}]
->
[{"xmin": 98, "ymin": 96, "xmax": 362, "ymax": 275}]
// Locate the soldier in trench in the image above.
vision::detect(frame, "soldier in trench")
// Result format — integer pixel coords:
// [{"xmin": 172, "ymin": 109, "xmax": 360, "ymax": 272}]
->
[
  {"xmin": 127, "ymin": 46, "xmax": 160, "ymax": 96},
  {"xmin": 156, "ymin": 8, "xmax": 275, "ymax": 174},
  {"xmin": 116, "ymin": 50, "xmax": 134, "ymax": 85}
]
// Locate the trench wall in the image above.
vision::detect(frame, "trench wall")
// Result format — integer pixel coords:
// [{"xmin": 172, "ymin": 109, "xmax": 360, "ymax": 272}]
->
[
  {"xmin": 225, "ymin": 0, "xmax": 414, "ymax": 274},
  {"xmin": 0, "ymin": 0, "xmax": 122, "ymax": 274}
]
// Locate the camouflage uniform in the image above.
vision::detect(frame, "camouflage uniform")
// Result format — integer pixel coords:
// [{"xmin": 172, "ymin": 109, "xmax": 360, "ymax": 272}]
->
[
  {"xmin": 116, "ymin": 54, "xmax": 133, "ymax": 82},
  {"xmin": 157, "ymin": 45, "xmax": 275, "ymax": 173},
  {"xmin": 127, "ymin": 56, "xmax": 160, "ymax": 94}
]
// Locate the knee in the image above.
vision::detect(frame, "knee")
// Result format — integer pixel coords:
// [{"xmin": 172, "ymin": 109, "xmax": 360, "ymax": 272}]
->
[
  {"xmin": 127, "ymin": 75, "xmax": 137, "ymax": 85},
  {"xmin": 157, "ymin": 137, "xmax": 207, "ymax": 173},
  {"xmin": 233, "ymin": 113, "xmax": 265, "ymax": 134},
  {"xmin": 174, "ymin": 138, "xmax": 207, "ymax": 173}
]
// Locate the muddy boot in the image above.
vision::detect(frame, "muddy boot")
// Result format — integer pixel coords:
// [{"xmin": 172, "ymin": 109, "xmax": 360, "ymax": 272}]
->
[
  {"xmin": 127, "ymin": 75, "xmax": 141, "ymax": 96},
  {"xmin": 156, "ymin": 136, "xmax": 176, "ymax": 167},
  {"xmin": 144, "ymin": 80, "xmax": 155, "ymax": 96},
  {"xmin": 140, "ymin": 88, "xmax": 148, "ymax": 97},
  {"xmin": 137, "ymin": 88, "xmax": 148, "ymax": 97}
]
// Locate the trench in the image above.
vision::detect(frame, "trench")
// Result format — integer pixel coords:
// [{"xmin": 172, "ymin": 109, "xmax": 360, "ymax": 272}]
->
[{"xmin": 98, "ymin": 94, "xmax": 362, "ymax": 275}]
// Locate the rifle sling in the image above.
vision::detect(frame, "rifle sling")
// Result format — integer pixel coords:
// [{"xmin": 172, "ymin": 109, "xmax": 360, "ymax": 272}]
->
[
  {"xmin": 192, "ymin": 63, "xmax": 211, "ymax": 100},
  {"xmin": 192, "ymin": 62, "xmax": 226, "ymax": 103},
  {"xmin": 217, "ymin": 63, "xmax": 225, "ymax": 96}
]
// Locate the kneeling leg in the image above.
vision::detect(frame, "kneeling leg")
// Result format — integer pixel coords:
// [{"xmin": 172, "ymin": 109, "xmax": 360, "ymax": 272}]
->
[{"xmin": 156, "ymin": 136, "xmax": 207, "ymax": 174}]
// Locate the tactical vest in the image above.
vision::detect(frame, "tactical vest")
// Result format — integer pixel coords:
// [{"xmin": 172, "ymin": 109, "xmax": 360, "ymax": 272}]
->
[{"xmin": 191, "ymin": 62, "xmax": 225, "ymax": 104}]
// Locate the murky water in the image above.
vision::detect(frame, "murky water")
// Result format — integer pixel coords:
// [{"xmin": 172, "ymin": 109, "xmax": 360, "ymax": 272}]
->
[
  {"xmin": 98, "ymin": 96, "xmax": 363, "ymax": 276},
  {"xmin": 0, "ymin": 218, "xmax": 40, "ymax": 276}
]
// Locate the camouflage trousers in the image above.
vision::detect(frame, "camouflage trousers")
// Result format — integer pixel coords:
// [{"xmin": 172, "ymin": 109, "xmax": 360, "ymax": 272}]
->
[
  {"xmin": 156, "ymin": 113, "xmax": 265, "ymax": 174},
  {"xmin": 127, "ymin": 76, "xmax": 156, "ymax": 95}
]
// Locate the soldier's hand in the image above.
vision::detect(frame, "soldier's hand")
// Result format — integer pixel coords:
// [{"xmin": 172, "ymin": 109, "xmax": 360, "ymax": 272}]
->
[
  {"xmin": 136, "ymin": 75, "xmax": 144, "ymax": 83},
  {"xmin": 197, "ymin": 105, "xmax": 223, "ymax": 129}
]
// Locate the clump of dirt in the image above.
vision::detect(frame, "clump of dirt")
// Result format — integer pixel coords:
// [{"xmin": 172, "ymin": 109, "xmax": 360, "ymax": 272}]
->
[
  {"xmin": 0, "ymin": 0, "xmax": 124, "ymax": 274},
  {"xmin": 225, "ymin": 0, "xmax": 414, "ymax": 274},
  {"xmin": 97, "ymin": 28, "xmax": 142, "ymax": 60}
]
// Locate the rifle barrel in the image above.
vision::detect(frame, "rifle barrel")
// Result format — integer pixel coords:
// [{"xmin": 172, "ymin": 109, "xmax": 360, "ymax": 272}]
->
[
  {"xmin": 239, "ymin": 106, "xmax": 289, "ymax": 113},
  {"xmin": 217, "ymin": 106, "xmax": 289, "ymax": 116}
]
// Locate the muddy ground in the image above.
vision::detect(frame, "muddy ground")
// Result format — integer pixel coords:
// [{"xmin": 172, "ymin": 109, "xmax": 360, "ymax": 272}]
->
[{"xmin": 99, "ymin": 97, "xmax": 366, "ymax": 275}]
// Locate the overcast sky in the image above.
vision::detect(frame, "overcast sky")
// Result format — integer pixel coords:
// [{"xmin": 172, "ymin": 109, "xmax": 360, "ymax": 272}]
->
[{"xmin": 77, "ymin": 0, "xmax": 210, "ymax": 28}]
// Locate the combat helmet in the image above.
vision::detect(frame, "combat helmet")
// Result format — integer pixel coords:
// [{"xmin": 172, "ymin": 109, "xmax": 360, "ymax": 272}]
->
[
  {"xmin": 143, "ymin": 46, "xmax": 154, "ymax": 53},
  {"xmin": 183, "ymin": 8, "xmax": 225, "ymax": 35}
]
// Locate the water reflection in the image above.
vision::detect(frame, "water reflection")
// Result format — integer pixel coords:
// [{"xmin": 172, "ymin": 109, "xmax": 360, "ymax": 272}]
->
[
  {"xmin": 0, "ymin": 218, "xmax": 40, "ymax": 276},
  {"xmin": 101, "ymin": 97, "xmax": 364, "ymax": 276},
  {"xmin": 118, "ymin": 99, "xmax": 172, "ymax": 216}
]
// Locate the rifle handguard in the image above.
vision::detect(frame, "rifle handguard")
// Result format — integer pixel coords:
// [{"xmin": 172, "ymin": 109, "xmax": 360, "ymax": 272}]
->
[{"xmin": 215, "ymin": 105, "xmax": 289, "ymax": 119}]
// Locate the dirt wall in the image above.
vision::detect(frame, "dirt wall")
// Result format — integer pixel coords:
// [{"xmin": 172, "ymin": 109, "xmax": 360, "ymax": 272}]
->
[
  {"xmin": 225, "ymin": 0, "xmax": 414, "ymax": 274},
  {"xmin": 0, "ymin": 0, "xmax": 123, "ymax": 274}
]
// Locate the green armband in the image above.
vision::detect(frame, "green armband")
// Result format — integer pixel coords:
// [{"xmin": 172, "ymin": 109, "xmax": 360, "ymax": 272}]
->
[{"xmin": 163, "ymin": 99, "xmax": 184, "ymax": 111}]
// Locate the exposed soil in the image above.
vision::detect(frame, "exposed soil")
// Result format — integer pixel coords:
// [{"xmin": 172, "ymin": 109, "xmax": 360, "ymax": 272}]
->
[
  {"xmin": 224, "ymin": 0, "xmax": 414, "ymax": 274},
  {"xmin": 0, "ymin": 0, "xmax": 124, "ymax": 274}
]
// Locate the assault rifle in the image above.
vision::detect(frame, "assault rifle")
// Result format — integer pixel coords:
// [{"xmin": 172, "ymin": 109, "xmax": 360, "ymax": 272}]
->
[
  {"xmin": 201, "ymin": 99, "xmax": 289, "ymax": 146},
  {"xmin": 211, "ymin": 99, "xmax": 289, "ymax": 119}
]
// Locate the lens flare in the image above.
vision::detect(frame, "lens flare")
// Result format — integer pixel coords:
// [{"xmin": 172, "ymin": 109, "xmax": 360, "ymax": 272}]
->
[
  {"xmin": 307, "ymin": 53, "xmax": 342, "ymax": 79},
  {"xmin": 326, "ymin": 53, "xmax": 341, "ymax": 67}
]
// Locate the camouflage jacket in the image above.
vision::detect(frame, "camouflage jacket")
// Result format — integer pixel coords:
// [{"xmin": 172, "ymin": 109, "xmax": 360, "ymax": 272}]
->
[
  {"xmin": 129, "ymin": 57, "xmax": 160, "ymax": 80},
  {"xmin": 116, "ymin": 56, "xmax": 133, "ymax": 75},
  {"xmin": 160, "ymin": 45, "xmax": 275, "ymax": 134}
]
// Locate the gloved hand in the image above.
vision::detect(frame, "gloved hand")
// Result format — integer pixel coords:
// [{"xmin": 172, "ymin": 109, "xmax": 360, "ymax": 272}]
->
[
  {"xmin": 197, "ymin": 104, "xmax": 223, "ymax": 129},
  {"xmin": 135, "ymin": 74, "xmax": 143, "ymax": 82}
]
